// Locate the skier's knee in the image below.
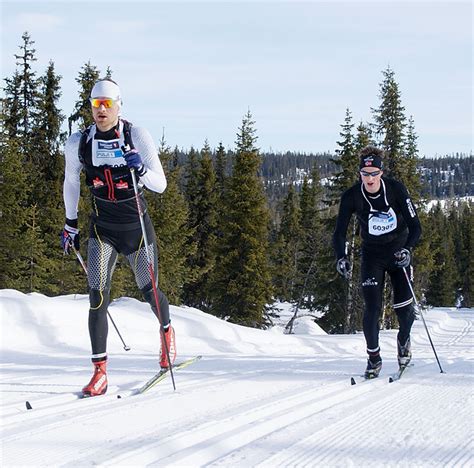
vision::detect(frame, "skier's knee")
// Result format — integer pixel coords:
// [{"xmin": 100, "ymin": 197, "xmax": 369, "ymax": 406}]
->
[
  {"xmin": 89, "ymin": 289, "xmax": 110, "ymax": 311},
  {"xmin": 396, "ymin": 303, "xmax": 415, "ymax": 329}
]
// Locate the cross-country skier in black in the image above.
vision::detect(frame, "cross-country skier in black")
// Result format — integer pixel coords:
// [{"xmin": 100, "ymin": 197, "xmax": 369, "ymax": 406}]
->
[
  {"xmin": 61, "ymin": 78, "xmax": 176, "ymax": 396},
  {"xmin": 333, "ymin": 146, "xmax": 422, "ymax": 378}
]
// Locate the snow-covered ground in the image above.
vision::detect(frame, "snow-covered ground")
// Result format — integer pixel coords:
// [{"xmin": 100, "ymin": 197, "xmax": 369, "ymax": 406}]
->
[{"xmin": 1, "ymin": 289, "xmax": 472, "ymax": 467}]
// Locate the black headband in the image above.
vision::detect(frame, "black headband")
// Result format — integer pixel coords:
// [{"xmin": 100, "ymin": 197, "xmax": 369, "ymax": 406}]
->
[{"xmin": 360, "ymin": 154, "xmax": 383, "ymax": 170}]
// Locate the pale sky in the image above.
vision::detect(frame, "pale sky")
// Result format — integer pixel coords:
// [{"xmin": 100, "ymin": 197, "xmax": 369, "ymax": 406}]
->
[{"xmin": 1, "ymin": 1, "xmax": 472, "ymax": 157}]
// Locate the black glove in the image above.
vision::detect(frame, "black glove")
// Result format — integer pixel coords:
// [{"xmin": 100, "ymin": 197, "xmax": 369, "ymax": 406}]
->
[
  {"xmin": 394, "ymin": 248, "xmax": 411, "ymax": 268},
  {"xmin": 123, "ymin": 149, "xmax": 146, "ymax": 177},
  {"xmin": 60, "ymin": 218, "xmax": 79, "ymax": 255},
  {"xmin": 336, "ymin": 257, "xmax": 351, "ymax": 279}
]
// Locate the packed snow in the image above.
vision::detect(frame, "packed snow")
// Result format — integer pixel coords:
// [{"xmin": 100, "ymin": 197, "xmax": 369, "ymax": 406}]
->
[{"xmin": 0, "ymin": 289, "xmax": 472, "ymax": 467}]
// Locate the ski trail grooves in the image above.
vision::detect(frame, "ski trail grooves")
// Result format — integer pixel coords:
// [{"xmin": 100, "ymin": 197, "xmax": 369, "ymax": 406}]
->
[
  {"xmin": 98, "ymin": 377, "xmax": 395, "ymax": 466},
  {"xmin": 0, "ymin": 292, "xmax": 472, "ymax": 467},
  {"xmin": 254, "ymin": 377, "xmax": 472, "ymax": 467}
]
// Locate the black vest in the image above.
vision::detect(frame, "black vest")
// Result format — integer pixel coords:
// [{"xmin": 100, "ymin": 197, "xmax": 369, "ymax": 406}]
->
[
  {"xmin": 78, "ymin": 119, "xmax": 146, "ymax": 230},
  {"xmin": 78, "ymin": 119, "xmax": 138, "ymax": 201}
]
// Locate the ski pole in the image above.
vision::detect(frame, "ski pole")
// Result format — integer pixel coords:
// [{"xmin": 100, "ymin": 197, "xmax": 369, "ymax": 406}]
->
[
  {"xmin": 128, "ymin": 164, "xmax": 176, "ymax": 391},
  {"xmin": 403, "ymin": 267, "xmax": 444, "ymax": 373},
  {"xmin": 71, "ymin": 244, "xmax": 131, "ymax": 352}
]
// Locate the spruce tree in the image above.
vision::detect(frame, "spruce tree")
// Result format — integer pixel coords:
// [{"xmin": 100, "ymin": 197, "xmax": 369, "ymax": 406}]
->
[
  {"xmin": 272, "ymin": 184, "xmax": 301, "ymax": 302},
  {"xmin": 0, "ymin": 138, "xmax": 30, "ymax": 289},
  {"xmin": 354, "ymin": 122, "xmax": 373, "ymax": 152},
  {"xmin": 22, "ymin": 204, "xmax": 57, "ymax": 292},
  {"xmin": 403, "ymin": 115, "xmax": 422, "ymax": 201},
  {"xmin": 215, "ymin": 142, "xmax": 228, "ymax": 191},
  {"xmin": 458, "ymin": 202, "xmax": 473, "ymax": 307},
  {"xmin": 324, "ymin": 111, "xmax": 363, "ymax": 333},
  {"xmin": 297, "ymin": 167, "xmax": 330, "ymax": 315},
  {"xmin": 28, "ymin": 61, "xmax": 68, "ymax": 294},
  {"xmin": 14, "ymin": 32, "xmax": 40, "ymax": 157},
  {"xmin": 68, "ymin": 61, "xmax": 100, "ymax": 133},
  {"xmin": 372, "ymin": 66, "xmax": 407, "ymax": 181},
  {"xmin": 182, "ymin": 141, "xmax": 219, "ymax": 309},
  {"xmin": 183, "ymin": 146, "xmax": 200, "ymax": 207},
  {"xmin": 331, "ymin": 108, "xmax": 357, "ymax": 196},
  {"xmin": 425, "ymin": 203, "xmax": 457, "ymax": 306},
  {"xmin": 2, "ymin": 71, "xmax": 22, "ymax": 140},
  {"xmin": 147, "ymin": 137, "xmax": 196, "ymax": 304},
  {"xmin": 210, "ymin": 111, "xmax": 273, "ymax": 327},
  {"xmin": 214, "ymin": 142, "xmax": 228, "ymax": 240}
]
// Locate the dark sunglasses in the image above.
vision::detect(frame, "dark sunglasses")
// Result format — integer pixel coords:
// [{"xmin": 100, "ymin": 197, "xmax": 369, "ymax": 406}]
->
[{"xmin": 360, "ymin": 170, "xmax": 382, "ymax": 177}]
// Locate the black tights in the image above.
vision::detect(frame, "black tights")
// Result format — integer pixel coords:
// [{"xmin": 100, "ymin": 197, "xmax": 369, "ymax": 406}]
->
[{"xmin": 361, "ymin": 248, "xmax": 414, "ymax": 356}]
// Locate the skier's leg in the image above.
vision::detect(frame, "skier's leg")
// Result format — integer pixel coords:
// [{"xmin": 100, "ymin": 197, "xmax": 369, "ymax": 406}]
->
[
  {"xmin": 125, "ymin": 220, "xmax": 174, "ymax": 368},
  {"xmin": 361, "ymin": 253, "xmax": 385, "ymax": 359},
  {"xmin": 82, "ymin": 229, "xmax": 118, "ymax": 396},
  {"xmin": 390, "ymin": 265, "xmax": 415, "ymax": 359},
  {"xmin": 87, "ymin": 231, "xmax": 118, "ymax": 363},
  {"xmin": 125, "ymin": 221, "xmax": 170, "ymax": 327}
]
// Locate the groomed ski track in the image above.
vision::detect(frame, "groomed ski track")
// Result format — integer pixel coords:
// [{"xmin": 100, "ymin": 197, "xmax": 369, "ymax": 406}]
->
[{"xmin": 1, "ymin": 292, "xmax": 472, "ymax": 467}]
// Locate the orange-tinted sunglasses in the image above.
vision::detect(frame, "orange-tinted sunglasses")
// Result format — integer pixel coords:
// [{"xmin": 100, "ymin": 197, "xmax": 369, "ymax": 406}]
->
[{"xmin": 90, "ymin": 98, "xmax": 116, "ymax": 108}]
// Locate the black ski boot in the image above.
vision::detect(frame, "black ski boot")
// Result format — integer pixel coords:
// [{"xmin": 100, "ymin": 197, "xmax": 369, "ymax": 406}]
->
[
  {"xmin": 364, "ymin": 356, "xmax": 382, "ymax": 379},
  {"xmin": 397, "ymin": 337, "xmax": 412, "ymax": 368}
]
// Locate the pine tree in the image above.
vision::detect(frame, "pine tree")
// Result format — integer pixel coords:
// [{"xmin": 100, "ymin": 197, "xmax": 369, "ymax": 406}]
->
[{"xmin": 210, "ymin": 111, "xmax": 273, "ymax": 327}]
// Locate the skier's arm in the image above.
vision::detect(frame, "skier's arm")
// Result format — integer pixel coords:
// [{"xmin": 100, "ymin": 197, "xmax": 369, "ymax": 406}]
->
[
  {"xmin": 396, "ymin": 182, "xmax": 422, "ymax": 249},
  {"xmin": 132, "ymin": 127, "xmax": 167, "ymax": 193},
  {"xmin": 333, "ymin": 189, "xmax": 355, "ymax": 259},
  {"xmin": 63, "ymin": 132, "xmax": 82, "ymax": 220}
]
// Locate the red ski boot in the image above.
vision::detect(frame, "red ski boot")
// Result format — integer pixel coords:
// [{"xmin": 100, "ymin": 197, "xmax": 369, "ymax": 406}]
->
[
  {"xmin": 82, "ymin": 361, "xmax": 108, "ymax": 397},
  {"xmin": 160, "ymin": 325, "xmax": 176, "ymax": 369}
]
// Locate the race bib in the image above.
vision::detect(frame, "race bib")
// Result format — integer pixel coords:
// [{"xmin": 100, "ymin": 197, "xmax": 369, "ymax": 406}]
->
[
  {"xmin": 368, "ymin": 208, "xmax": 397, "ymax": 236},
  {"xmin": 92, "ymin": 137, "xmax": 126, "ymax": 167}
]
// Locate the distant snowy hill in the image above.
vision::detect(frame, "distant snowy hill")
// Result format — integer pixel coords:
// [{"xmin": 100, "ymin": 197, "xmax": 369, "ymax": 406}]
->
[{"xmin": 1, "ymin": 289, "xmax": 472, "ymax": 467}]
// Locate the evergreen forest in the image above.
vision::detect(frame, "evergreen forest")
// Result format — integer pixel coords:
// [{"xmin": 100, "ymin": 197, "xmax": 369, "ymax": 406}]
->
[{"xmin": 1, "ymin": 33, "xmax": 472, "ymax": 334}]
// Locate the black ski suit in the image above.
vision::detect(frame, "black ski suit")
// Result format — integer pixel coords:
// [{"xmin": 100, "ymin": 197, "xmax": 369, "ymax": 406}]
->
[{"xmin": 333, "ymin": 177, "xmax": 422, "ymax": 355}]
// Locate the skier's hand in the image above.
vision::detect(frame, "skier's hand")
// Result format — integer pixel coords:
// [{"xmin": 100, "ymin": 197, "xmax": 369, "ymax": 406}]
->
[
  {"xmin": 123, "ymin": 149, "xmax": 146, "ymax": 177},
  {"xmin": 336, "ymin": 257, "xmax": 351, "ymax": 279},
  {"xmin": 394, "ymin": 248, "xmax": 411, "ymax": 268},
  {"xmin": 60, "ymin": 219, "xmax": 79, "ymax": 255}
]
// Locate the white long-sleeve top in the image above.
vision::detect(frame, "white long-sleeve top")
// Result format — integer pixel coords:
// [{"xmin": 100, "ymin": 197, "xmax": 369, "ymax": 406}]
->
[{"xmin": 63, "ymin": 123, "xmax": 167, "ymax": 221}]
